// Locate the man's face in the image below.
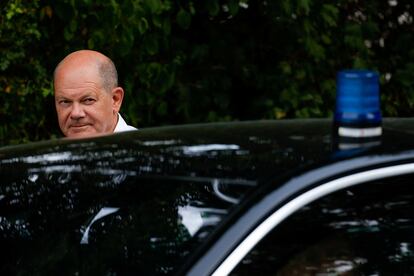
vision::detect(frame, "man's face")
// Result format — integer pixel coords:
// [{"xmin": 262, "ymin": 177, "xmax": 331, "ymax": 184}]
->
[{"xmin": 54, "ymin": 64, "xmax": 118, "ymax": 138}]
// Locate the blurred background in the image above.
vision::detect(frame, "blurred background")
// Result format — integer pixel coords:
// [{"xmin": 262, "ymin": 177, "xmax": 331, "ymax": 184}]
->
[{"xmin": 1, "ymin": 0, "xmax": 413, "ymax": 145}]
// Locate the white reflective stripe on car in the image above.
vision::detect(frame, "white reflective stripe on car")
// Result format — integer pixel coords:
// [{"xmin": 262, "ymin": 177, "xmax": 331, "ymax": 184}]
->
[{"xmin": 212, "ymin": 163, "xmax": 414, "ymax": 276}]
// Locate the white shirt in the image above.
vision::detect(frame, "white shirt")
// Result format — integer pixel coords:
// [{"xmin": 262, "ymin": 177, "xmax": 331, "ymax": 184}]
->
[{"xmin": 114, "ymin": 113, "xmax": 137, "ymax": 133}]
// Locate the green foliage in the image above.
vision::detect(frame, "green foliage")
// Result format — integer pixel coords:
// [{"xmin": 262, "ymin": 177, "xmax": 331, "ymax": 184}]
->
[
  {"xmin": 1, "ymin": 0, "xmax": 414, "ymax": 145},
  {"xmin": 0, "ymin": 0, "xmax": 59, "ymax": 145}
]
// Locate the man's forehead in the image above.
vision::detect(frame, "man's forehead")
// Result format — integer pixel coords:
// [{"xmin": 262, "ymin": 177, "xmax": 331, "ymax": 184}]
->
[
  {"xmin": 54, "ymin": 83, "xmax": 102, "ymax": 98},
  {"xmin": 55, "ymin": 63, "xmax": 102, "ymax": 89}
]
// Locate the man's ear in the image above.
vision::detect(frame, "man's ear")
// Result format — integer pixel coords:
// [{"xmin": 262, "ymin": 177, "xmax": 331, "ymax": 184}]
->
[{"xmin": 111, "ymin": 87, "xmax": 124, "ymax": 113}]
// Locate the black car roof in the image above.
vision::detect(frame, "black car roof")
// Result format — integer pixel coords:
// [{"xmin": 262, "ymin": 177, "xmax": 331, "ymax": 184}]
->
[{"xmin": 1, "ymin": 118, "xmax": 414, "ymax": 185}]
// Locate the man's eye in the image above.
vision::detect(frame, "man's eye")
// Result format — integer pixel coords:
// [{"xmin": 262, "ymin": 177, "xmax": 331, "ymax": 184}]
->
[
  {"xmin": 59, "ymin": 100, "xmax": 71, "ymax": 105},
  {"xmin": 84, "ymin": 98, "xmax": 96, "ymax": 104}
]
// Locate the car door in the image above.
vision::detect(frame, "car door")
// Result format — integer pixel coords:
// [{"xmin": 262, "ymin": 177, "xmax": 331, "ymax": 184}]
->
[
  {"xmin": 231, "ymin": 169, "xmax": 414, "ymax": 275},
  {"xmin": 188, "ymin": 152, "xmax": 414, "ymax": 275}
]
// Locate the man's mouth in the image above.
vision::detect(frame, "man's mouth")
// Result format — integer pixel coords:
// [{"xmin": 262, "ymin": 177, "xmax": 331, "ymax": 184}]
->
[{"xmin": 69, "ymin": 124, "xmax": 90, "ymax": 131}]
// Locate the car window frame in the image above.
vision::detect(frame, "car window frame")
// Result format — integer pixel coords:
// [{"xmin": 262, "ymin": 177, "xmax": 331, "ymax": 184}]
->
[
  {"xmin": 186, "ymin": 150, "xmax": 414, "ymax": 276},
  {"xmin": 214, "ymin": 162, "xmax": 414, "ymax": 275}
]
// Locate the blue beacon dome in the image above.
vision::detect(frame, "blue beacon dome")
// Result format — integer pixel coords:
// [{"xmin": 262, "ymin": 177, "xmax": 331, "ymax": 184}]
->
[{"xmin": 335, "ymin": 69, "xmax": 381, "ymax": 125}]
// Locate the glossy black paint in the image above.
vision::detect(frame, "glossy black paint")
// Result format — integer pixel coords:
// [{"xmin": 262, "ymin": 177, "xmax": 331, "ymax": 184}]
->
[
  {"xmin": 1, "ymin": 119, "xmax": 414, "ymax": 274},
  {"xmin": 233, "ymin": 172, "xmax": 414, "ymax": 274},
  {"xmin": 185, "ymin": 119, "xmax": 414, "ymax": 275},
  {"xmin": 187, "ymin": 151, "xmax": 414, "ymax": 275}
]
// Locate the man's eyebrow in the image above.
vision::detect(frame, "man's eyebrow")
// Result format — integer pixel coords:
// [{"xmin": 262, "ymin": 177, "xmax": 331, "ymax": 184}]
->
[
  {"xmin": 55, "ymin": 96, "xmax": 71, "ymax": 100},
  {"xmin": 80, "ymin": 93, "xmax": 97, "ymax": 98}
]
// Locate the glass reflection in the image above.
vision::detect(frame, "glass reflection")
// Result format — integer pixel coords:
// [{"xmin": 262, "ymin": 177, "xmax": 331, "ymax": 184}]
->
[
  {"xmin": 28, "ymin": 165, "xmax": 82, "ymax": 173},
  {"xmin": 140, "ymin": 140, "xmax": 180, "ymax": 146},
  {"xmin": 23, "ymin": 151, "xmax": 74, "ymax": 163},
  {"xmin": 178, "ymin": 144, "xmax": 240, "ymax": 156},
  {"xmin": 212, "ymin": 179, "xmax": 240, "ymax": 204},
  {"xmin": 27, "ymin": 173, "xmax": 39, "ymax": 183},
  {"xmin": 178, "ymin": 205, "xmax": 226, "ymax": 236},
  {"xmin": 81, "ymin": 207, "xmax": 120, "ymax": 244}
]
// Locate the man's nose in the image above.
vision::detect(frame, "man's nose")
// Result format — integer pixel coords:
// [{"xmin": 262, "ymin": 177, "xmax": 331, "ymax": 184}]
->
[{"xmin": 70, "ymin": 103, "xmax": 85, "ymax": 120}]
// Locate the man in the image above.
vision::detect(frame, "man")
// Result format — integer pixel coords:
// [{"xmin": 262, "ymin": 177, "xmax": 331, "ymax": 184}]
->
[{"xmin": 53, "ymin": 50, "xmax": 136, "ymax": 138}]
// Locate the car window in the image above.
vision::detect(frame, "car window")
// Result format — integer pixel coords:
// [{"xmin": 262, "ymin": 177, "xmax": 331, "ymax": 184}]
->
[
  {"xmin": 0, "ymin": 165, "xmax": 252, "ymax": 275},
  {"xmin": 232, "ymin": 173, "xmax": 414, "ymax": 275}
]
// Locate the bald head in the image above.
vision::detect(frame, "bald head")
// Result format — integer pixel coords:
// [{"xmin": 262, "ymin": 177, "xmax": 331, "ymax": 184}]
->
[{"xmin": 54, "ymin": 50, "xmax": 118, "ymax": 93}]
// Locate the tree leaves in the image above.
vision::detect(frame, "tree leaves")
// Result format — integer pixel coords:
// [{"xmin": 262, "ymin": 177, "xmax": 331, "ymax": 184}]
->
[
  {"xmin": 321, "ymin": 4, "xmax": 338, "ymax": 27},
  {"xmin": 2, "ymin": 0, "xmax": 414, "ymax": 145},
  {"xmin": 177, "ymin": 8, "xmax": 191, "ymax": 29},
  {"xmin": 206, "ymin": 0, "xmax": 220, "ymax": 17}
]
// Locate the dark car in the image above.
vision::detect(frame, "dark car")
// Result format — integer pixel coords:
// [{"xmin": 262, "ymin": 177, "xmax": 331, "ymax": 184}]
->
[{"xmin": 1, "ymin": 118, "xmax": 414, "ymax": 275}]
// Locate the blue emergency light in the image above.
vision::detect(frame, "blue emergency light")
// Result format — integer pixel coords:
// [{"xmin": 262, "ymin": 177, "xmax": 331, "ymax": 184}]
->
[
  {"xmin": 333, "ymin": 70, "xmax": 382, "ymax": 151},
  {"xmin": 335, "ymin": 69, "xmax": 381, "ymax": 126}
]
